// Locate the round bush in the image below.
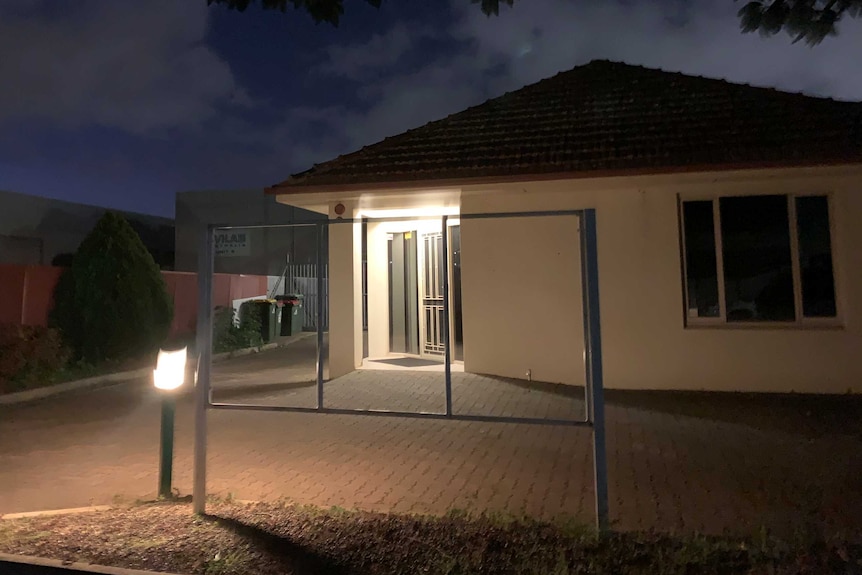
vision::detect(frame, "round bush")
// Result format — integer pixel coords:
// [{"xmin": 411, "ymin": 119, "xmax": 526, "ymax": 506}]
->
[{"xmin": 49, "ymin": 212, "xmax": 173, "ymax": 363}]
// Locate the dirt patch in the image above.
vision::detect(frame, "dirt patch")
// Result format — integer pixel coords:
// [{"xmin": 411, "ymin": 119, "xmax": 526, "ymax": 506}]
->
[{"xmin": 1, "ymin": 501, "xmax": 860, "ymax": 574}]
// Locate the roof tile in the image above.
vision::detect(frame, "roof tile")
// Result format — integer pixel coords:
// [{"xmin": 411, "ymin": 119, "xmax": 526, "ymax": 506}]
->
[{"xmin": 274, "ymin": 61, "xmax": 862, "ymax": 191}]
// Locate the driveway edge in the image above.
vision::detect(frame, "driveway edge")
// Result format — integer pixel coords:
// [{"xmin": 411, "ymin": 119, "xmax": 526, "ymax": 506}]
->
[
  {"xmin": 0, "ymin": 369, "xmax": 152, "ymax": 406},
  {"xmin": 0, "ymin": 552, "xmax": 187, "ymax": 575},
  {"xmin": 210, "ymin": 331, "xmax": 315, "ymax": 363},
  {"xmin": 1, "ymin": 505, "xmax": 112, "ymax": 521},
  {"xmin": 0, "ymin": 332, "xmax": 318, "ymax": 406}
]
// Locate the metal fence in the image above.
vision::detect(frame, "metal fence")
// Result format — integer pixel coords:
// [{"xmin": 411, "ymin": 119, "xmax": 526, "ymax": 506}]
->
[
  {"xmin": 283, "ymin": 263, "xmax": 329, "ymax": 331},
  {"xmin": 277, "ymin": 261, "xmax": 368, "ymax": 332},
  {"xmin": 197, "ymin": 210, "xmax": 608, "ymax": 530}
]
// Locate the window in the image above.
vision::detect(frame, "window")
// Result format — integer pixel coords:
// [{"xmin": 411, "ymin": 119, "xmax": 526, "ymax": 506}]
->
[
  {"xmin": 680, "ymin": 194, "xmax": 837, "ymax": 325},
  {"xmin": 796, "ymin": 196, "xmax": 837, "ymax": 318},
  {"xmin": 682, "ymin": 201, "xmax": 720, "ymax": 318}
]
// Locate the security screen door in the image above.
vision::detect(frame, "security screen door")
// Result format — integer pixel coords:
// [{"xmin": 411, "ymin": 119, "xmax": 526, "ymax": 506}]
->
[
  {"xmin": 388, "ymin": 228, "xmax": 451, "ymax": 359},
  {"xmin": 419, "ymin": 230, "xmax": 446, "ymax": 358}
]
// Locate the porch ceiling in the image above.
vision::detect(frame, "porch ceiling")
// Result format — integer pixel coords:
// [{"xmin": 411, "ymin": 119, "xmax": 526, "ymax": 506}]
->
[{"xmin": 274, "ymin": 187, "xmax": 461, "ymax": 216}]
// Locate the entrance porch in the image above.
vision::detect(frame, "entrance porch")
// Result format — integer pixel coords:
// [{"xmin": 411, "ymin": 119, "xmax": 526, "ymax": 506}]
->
[{"xmin": 275, "ymin": 192, "xmax": 587, "ymax": 388}]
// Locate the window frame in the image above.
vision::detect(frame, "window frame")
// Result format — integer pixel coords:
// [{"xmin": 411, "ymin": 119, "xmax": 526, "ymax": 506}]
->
[{"xmin": 679, "ymin": 191, "xmax": 841, "ymax": 329}]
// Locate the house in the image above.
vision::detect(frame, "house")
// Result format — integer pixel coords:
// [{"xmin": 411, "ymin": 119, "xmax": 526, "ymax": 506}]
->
[{"xmin": 265, "ymin": 60, "xmax": 862, "ymax": 394}]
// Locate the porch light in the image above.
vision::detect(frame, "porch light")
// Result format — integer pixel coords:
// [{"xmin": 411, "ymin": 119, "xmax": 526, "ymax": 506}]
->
[
  {"xmin": 153, "ymin": 346, "xmax": 187, "ymax": 499},
  {"xmin": 356, "ymin": 206, "xmax": 459, "ymax": 219}
]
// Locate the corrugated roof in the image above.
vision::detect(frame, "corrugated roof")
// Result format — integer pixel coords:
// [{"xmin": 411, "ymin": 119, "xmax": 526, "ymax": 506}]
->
[{"xmin": 270, "ymin": 59, "xmax": 862, "ymax": 192}]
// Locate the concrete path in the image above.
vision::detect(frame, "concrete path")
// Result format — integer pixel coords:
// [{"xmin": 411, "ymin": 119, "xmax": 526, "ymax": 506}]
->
[{"xmin": 2, "ymin": 339, "xmax": 860, "ymax": 538}]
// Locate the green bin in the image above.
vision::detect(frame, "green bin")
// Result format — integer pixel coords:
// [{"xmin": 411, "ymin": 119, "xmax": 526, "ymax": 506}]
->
[{"xmin": 277, "ymin": 294, "xmax": 304, "ymax": 336}]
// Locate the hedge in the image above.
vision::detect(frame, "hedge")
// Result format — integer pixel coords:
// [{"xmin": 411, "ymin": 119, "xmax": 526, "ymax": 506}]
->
[{"xmin": 0, "ymin": 324, "xmax": 70, "ymax": 394}]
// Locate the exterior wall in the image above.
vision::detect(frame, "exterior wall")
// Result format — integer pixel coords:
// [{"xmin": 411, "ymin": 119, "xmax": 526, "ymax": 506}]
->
[
  {"xmin": 162, "ymin": 271, "xmax": 268, "ymax": 336},
  {"xmin": 460, "ymin": 214, "xmax": 584, "ymax": 385},
  {"xmin": 0, "ymin": 264, "xmax": 64, "ymax": 327},
  {"xmin": 174, "ymin": 189, "xmax": 324, "ymax": 276},
  {"xmin": 460, "ymin": 165, "xmax": 862, "ymax": 393},
  {"xmin": 0, "ymin": 190, "xmax": 174, "ymax": 268},
  {"xmin": 327, "ymin": 203, "xmax": 363, "ymax": 378},
  {"xmin": 0, "ymin": 263, "xmax": 266, "ymax": 337}
]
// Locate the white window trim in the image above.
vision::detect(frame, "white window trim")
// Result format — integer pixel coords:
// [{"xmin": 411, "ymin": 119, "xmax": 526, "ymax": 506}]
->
[{"xmin": 679, "ymin": 191, "xmax": 842, "ymax": 329}]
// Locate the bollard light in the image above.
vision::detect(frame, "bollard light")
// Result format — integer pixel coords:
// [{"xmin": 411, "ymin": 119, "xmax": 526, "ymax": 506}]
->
[
  {"xmin": 154, "ymin": 347, "xmax": 187, "ymax": 390},
  {"xmin": 153, "ymin": 347, "xmax": 187, "ymax": 499}
]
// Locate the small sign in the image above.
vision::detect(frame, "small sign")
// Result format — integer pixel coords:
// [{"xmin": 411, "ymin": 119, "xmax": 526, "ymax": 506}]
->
[{"xmin": 214, "ymin": 231, "xmax": 250, "ymax": 257}]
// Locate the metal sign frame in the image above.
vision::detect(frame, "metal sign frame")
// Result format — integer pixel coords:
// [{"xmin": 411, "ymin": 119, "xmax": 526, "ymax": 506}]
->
[{"xmin": 192, "ymin": 209, "xmax": 608, "ymax": 530}]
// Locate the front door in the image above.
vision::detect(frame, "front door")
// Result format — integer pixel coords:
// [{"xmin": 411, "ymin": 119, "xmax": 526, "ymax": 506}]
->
[
  {"xmin": 388, "ymin": 232, "xmax": 419, "ymax": 355},
  {"xmin": 418, "ymin": 231, "xmax": 445, "ymax": 358}
]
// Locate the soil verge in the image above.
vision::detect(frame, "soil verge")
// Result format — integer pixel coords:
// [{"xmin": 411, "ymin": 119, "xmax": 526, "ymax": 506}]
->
[{"xmin": 1, "ymin": 501, "xmax": 860, "ymax": 574}]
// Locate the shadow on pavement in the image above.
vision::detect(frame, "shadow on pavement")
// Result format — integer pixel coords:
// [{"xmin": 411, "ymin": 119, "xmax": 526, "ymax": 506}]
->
[
  {"xmin": 0, "ymin": 378, "xmax": 156, "ymax": 426},
  {"xmin": 211, "ymin": 380, "xmax": 316, "ymax": 402},
  {"xmin": 203, "ymin": 514, "xmax": 348, "ymax": 575}
]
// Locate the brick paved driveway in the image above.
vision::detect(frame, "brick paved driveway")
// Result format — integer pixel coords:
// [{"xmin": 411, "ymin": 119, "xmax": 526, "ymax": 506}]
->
[{"xmin": 1, "ymin": 338, "xmax": 860, "ymax": 539}]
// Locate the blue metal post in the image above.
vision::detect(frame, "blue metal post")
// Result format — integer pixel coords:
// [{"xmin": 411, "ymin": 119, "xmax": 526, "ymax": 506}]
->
[
  {"xmin": 580, "ymin": 209, "xmax": 609, "ymax": 532},
  {"xmin": 580, "ymin": 215, "xmax": 594, "ymax": 423},
  {"xmin": 441, "ymin": 215, "xmax": 452, "ymax": 416},
  {"xmin": 193, "ymin": 224, "xmax": 214, "ymax": 515},
  {"xmin": 158, "ymin": 394, "xmax": 176, "ymax": 499},
  {"xmin": 316, "ymin": 223, "xmax": 325, "ymax": 408}
]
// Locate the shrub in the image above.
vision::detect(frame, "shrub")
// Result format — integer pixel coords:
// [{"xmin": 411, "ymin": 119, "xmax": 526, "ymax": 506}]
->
[
  {"xmin": 212, "ymin": 306, "xmax": 235, "ymax": 353},
  {"xmin": 0, "ymin": 324, "xmax": 71, "ymax": 394},
  {"xmin": 49, "ymin": 212, "xmax": 173, "ymax": 363},
  {"xmin": 212, "ymin": 305, "xmax": 262, "ymax": 353},
  {"xmin": 238, "ymin": 301, "xmax": 266, "ymax": 342}
]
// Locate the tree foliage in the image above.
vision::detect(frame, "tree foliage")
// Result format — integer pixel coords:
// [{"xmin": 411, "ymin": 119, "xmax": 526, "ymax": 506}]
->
[
  {"xmin": 737, "ymin": 0, "xmax": 862, "ymax": 45},
  {"xmin": 49, "ymin": 212, "xmax": 174, "ymax": 364},
  {"xmin": 208, "ymin": 0, "xmax": 860, "ymax": 45},
  {"xmin": 207, "ymin": 0, "xmax": 514, "ymax": 25}
]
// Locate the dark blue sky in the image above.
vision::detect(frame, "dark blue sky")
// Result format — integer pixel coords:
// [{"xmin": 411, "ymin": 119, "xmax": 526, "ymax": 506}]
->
[{"xmin": 1, "ymin": 0, "xmax": 860, "ymax": 218}]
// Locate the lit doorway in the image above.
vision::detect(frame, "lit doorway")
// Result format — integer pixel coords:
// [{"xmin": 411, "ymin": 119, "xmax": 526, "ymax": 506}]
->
[{"xmin": 385, "ymin": 224, "xmax": 462, "ymax": 362}]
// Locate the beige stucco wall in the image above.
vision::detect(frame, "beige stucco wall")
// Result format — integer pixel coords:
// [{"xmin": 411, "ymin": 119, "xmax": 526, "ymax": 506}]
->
[
  {"xmin": 285, "ymin": 164, "xmax": 862, "ymax": 393},
  {"xmin": 460, "ymin": 165, "xmax": 862, "ymax": 393},
  {"xmin": 327, "ymin": 202, "xmax": 363, "ymax": 379},
  {"xmin": 460, "ymin": 214, "xmax": 584, "ymax": 385}
]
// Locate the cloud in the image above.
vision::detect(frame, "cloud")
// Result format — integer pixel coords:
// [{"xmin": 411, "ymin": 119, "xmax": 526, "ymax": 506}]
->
[
  {"xmin": 276, "ymin": 0, "xmax": 862, "ymax": 177},
  {"xmin": 0, "ymin": 0, "xmax": 248, "ymax": 135},
  {"xmin": 6, "ymin": 0, "xmax": 862, "ymax": 213},
  {"xmin": 449, "ymin": 0, "xmax": 862, "ymax": 101},
  {"xmin": 321, "ymin": 22, "xmax": 437, "ymax": 80}
]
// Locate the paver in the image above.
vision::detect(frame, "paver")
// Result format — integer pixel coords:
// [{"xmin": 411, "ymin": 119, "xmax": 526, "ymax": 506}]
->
[{"xmin": 1, "ymin": 339, "xmax": 860, "ymax": 540}]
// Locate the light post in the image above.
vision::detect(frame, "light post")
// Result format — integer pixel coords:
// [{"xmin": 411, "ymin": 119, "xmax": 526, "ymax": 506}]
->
[{"xmin": 153, "ymin": 346, "xmax": 187, "ymax": 499}]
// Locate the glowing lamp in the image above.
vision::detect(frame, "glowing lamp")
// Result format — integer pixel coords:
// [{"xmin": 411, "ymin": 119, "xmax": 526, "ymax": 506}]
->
[
  {"xmin": 153, "ymin": 346, "xmax": 187, "ymax": 499},
  {"xmin": 153, "ymin": 347, "xmax": 187, "ymax": 391}
]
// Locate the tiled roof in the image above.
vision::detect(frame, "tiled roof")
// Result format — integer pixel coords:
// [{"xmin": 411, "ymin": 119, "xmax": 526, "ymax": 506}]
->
[{"xmin": 271, "ymin": 60, "xmax": 862, "ymax": 192}]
